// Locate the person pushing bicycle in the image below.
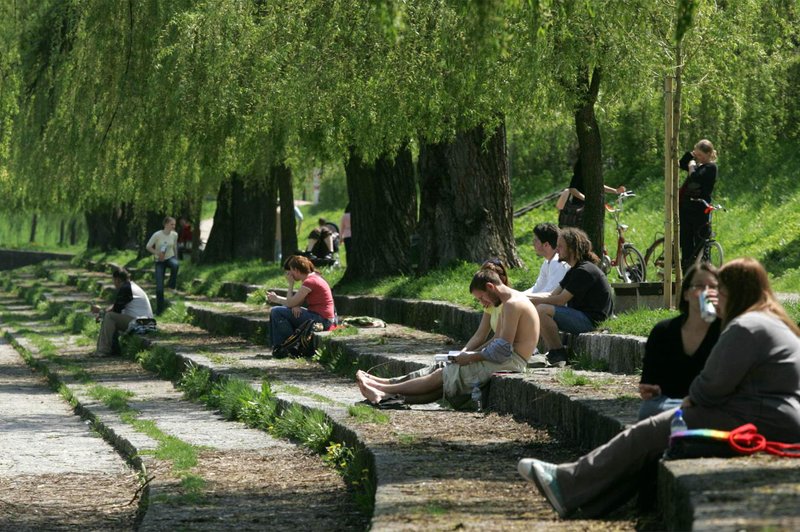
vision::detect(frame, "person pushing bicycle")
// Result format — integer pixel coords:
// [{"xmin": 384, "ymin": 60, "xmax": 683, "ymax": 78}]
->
[{"xmin": 679, "ymin": 139, "xmax": 718, "ymax": 271}]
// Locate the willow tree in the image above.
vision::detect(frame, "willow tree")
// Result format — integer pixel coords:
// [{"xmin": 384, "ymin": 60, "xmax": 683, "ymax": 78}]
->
[
  {"xmin": 3, "ymin": 1, "xmax": 194, "ymax": 249},
  {"xmin": 511, "ymin": 0, "xmax": 672, "ymax": 255},
  {"xmin": 389, "ymin": 3, "xmax": 525, "ymax": 272},
  {"xmin": 265, "ymin": 1, "xmax": 539, "ymax": 279}
]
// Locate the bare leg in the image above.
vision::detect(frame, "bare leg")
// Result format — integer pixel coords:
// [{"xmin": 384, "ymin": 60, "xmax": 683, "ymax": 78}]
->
[
  {"xmin": 357, "ymin": 369, "xmax": 392, "ymax": 384},
  {"xmin": 368, "ymin": 369, "xmax": 444, "ymax": 397},
  {"xmin": 536, "ymin": 304, "xmax": 563, "ymax": 351},
  {"xmin": 400, "ymin": 390, "xmax": 446, "ymax": 405}
]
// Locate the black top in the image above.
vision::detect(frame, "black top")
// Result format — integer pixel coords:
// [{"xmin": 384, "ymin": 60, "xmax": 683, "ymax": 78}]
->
[
  {"xmin": 567, "ymin": 160, "xmax": 585, "ymax": 207},
  {"xmin": 640, "ymin": 315, "xmax": 721, "ymax": 398},
  {"xmin": 560, "ymin": 260, "xmax": 614, "ymax": 324},
  {"xmin": 112, "ymin": 282, "xmax": 133, "ymax": 314},
  {"xmin": 678, "ymin": 151, "xmax": 717, "ymax": 216}
]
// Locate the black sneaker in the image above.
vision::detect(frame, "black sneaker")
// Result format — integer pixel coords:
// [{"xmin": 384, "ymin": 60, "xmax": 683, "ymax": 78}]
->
[{"xmin": 546, "ymin": 348, "xmax": 568, "ymax": 368}]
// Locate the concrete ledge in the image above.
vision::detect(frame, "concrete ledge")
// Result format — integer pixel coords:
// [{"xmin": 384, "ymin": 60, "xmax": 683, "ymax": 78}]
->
[
  {"xmin": 186, "ymin": 303, "xmax": 270, "ymax": 345},
  {"xmin": 571, "ymin": 332, "xmax": 645, "ymax": 374},
  {"xmin": 487, "ymin": 373, "xmax": 634, "ymax": 448},
  {"xmin": 206, "ymin": 280, "xmax": 644, "ymax": 373},
  {"xmin": 658, "ymin": 455, "xmax": 800, "ymax": 531},
  {"xmin": 219, "ymin": 281, "xmax": 262, "ymax": 302},
  {"xmin": 0, "ymin": 249, "xmax": 74, "ymax": 271}
]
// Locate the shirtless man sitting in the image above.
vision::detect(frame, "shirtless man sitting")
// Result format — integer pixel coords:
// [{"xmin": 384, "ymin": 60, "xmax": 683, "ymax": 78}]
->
[{"xmin": 356, "ymin": 266, "xmax": 540, "ymax": 405}]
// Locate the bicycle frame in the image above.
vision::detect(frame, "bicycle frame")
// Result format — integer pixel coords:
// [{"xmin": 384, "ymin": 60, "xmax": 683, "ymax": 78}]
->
[
  {"xmin": 690, "ymin": 198, "xmax": 725, "ymax": 266},
  {"xmin": 602, "ymin": 192, "xmax": 646, "ymax": 283}
]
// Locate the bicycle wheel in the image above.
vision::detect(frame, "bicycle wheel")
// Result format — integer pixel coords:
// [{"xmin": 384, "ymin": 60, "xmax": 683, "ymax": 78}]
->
[
  {"xmin": 619, "ymin": 244, "xmax": 646, "ymax": 283},
  {"xmin": 644, "ymin": 237, "xmax": 665, "ymax": 281},
  {"xmin": 705, "ymin": 240, "xmax": 724, "ymax": 268}
]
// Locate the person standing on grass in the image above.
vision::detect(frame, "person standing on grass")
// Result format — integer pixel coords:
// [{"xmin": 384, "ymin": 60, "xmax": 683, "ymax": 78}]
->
[
  {"xmin": 266, "ymin": 255, "xmax": 335, "ymax": 349},
  {"xmin": 91, "ymin": 268, "xmax": 153, "ymax": 357},
  {"xmin": 340, "ymin": 204, "xmax": 352, "ymax": 258},
  {"xmin": 679, "ymin": 139, "xmax": 718, "ymax": 271},
  {"xmin": 527, "ymin": 227, "xmax": 613, "ymax": 368},
  {"xmin": 146, "ymin": 216, "xmax": 179, "ymax": 315}
]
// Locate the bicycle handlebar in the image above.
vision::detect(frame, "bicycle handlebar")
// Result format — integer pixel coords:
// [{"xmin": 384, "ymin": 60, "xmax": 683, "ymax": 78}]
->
[{"xmin": 689, "ymin": 197, "xmax": 726, "ymax": 212}]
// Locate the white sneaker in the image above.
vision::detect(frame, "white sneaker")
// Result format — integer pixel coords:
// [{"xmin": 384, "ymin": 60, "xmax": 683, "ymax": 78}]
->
[
  {"xmin": 518, "ymin": 458, "xmax": 568, "ymax": 518},
  {"xmin": 528, "ymin": 354, "xmax": 548, "ymax": 368}
]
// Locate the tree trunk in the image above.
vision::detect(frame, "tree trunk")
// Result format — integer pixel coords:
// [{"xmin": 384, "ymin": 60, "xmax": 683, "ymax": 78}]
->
[
  {"xmin": 417, "ymin": 121, "xmax": 520, "ymax": 273},
  {"xmin": 59, "ymin": 219, "xmax": 66, "ymax": 246},
  {"xmin": 574, "ymin": 65, "xmax": 605, "ymax": 255},
  {"xmin": 202, "ymin": 173, "xmax": 277, "ymax": 263},
  {"xmin": 29, "ymin": 214, "xmax": 38, "ymax": 243},
  {"xmin": 340, "ymin": 146, "xmax": 416, "ymax": 282},
  {"xmin": 84, "ymin": 204, "xmax": 138, "ymax": 251},
  {"xmin": 274, "ymin": 163, "xmax": 298, "ymax": 261},
  {"xmin": 672, "ymin": 42, "xmax": 684, "ymax": 283},
  {"xmin": 68, "ymin": 217, "xmax": 78, "ymax": 245}
]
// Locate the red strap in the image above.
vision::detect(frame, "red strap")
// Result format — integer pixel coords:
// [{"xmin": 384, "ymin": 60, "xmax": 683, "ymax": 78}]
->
[
  {"xmin": 727, "ymin": 424, "xmax": 765, "ymax": 454},
  {"xmin": 727, "ymin": 423, "xmax": 800, "ymax": 457},
  {"xmin": 765, "ymin": 440, "xmax": 800, "ymax": 458}
]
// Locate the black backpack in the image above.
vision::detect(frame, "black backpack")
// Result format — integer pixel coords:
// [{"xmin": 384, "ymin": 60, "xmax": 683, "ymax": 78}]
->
[{"xmin": 272, "ymin": 319, "xmax": 317, "ymax": 359}]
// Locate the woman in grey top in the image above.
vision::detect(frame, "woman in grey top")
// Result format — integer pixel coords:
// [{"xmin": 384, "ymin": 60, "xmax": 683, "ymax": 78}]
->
[{"xmin": 518, "ymin": 257, "xmax": 800, "ymax": 518}]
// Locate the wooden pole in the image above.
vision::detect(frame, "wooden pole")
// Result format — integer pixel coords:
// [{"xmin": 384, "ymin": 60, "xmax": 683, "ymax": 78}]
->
[{"xmin": 663, "ymin": 76, "xmax": 674, "ymax": 308}]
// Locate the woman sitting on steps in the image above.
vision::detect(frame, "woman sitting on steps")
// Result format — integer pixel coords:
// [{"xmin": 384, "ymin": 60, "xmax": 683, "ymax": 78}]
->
[{"xmin": 518, "ymin": 257, "xmax": 800, "ymax": 519}]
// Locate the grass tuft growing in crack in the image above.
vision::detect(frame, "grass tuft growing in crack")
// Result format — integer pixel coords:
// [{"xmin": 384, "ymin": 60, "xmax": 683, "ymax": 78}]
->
[
  {"xmin": 348, "ymin": 403, "xmax": 390, "ymax": 424},
  {"xmin": 88, "ymin": 385, "xmax": 135, "ymax": 412},
  {"xmin": 136, "ymin": 345, "xmax": 181, "ymax": 380},
  {"xmin": 179, "ymin": 363, "xmax": 213, "ymax": 401}
]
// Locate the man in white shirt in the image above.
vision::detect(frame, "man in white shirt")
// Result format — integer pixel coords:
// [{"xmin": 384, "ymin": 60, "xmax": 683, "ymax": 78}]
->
[
  {"xmin": 91, "ymin": 268, "xmax": 153, "ymax": 356},
  {"xmin": 525, "ymin": 223, "xmax": 569, "ymax": 298}
]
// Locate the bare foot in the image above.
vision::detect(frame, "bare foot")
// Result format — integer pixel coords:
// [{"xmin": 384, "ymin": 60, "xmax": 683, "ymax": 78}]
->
[
  {"xmin": 361, "ymin": 381, "xmax": 386, "ymax": 404},
  {"xmin": 356, "ymin": 377, "xmax": 370, "ymax": 400},
  {"xmin": 358, "ymin": 370, "xmax": 390, "ymax": 385}
]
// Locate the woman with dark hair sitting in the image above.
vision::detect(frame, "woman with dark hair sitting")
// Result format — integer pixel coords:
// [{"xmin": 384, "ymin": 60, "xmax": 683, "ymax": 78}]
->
[
  {"xmin": 519, "ymin": 257, "xmax": 800, "ymax": 518},
  {"xmin": 638, "ymin": 262, "xmax": 721, "ymax": 420}
]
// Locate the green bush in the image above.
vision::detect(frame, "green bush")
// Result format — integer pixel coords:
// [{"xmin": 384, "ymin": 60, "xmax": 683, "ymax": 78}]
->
[
  {"xmin": 136, "ymin": 345, "xmax": 181, "ymax": 380},
  {"xmin": 179, "ymin": 363, "xmax": 213, "ymax": 401}
]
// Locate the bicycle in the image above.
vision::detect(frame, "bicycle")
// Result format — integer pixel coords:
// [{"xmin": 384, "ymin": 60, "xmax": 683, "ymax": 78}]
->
[
  {"xmin": 601, "ymin": 191, "xmax": 646, "ymax": 283},
  {"xmin": 644, "ymin": 198, "xmax": 725, "ymax": 279}
]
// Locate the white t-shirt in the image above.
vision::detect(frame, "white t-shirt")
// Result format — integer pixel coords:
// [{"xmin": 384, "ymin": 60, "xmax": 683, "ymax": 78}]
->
[
  {"xmin": 525, "ymin": 253, "xmax": 570, "ymax": 295},
  {"xmin": 146, "ymin": 230, "xmax": 178, "ymax": 261},
  {"xmin": 124, "ymin": 282, "xmax": 154, "ymax": 318}
]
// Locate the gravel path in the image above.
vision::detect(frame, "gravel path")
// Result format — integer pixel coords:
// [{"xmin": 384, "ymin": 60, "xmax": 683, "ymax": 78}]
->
[{"xmin": 0, "ymin": 337, "xmax": 140, "ymax": 530}]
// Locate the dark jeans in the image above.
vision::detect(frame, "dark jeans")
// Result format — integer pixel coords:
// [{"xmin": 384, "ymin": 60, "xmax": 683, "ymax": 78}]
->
[
  {"xmin": 269, "ymin": 306, "xmax": 331, "ymax": 347},
  {"xmin": 680, "ymin": 213, "xmax": 710, "ymax": 271},
  {"xmin": 155, "ymin": 257, "xmax": 179, "ymax": 314}
]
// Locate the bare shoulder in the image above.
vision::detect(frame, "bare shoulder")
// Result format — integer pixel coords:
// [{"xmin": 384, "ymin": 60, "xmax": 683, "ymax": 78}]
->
[{"xmin": 504, "ymin": 292, "xmax": 536, "ymax": 313}]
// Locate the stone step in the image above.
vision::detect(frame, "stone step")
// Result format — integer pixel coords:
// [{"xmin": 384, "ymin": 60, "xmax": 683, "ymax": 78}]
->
[
  {"xmin": 200, "ymin": 278, "xmax": 647, "ymax": 374},
  {"xmin": 18, "ymin": 262, "xmax": 800, "ymax": 530},
  {"xmin": 9, "ymin": 263, "xmax": 637, "ymax": 529},
  {"xmin": 0, "ymin": 293, "xmax": 367, "ymax": 531}
]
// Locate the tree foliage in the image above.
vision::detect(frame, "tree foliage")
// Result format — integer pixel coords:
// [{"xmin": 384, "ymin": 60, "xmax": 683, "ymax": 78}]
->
[{"xmin": 0, "ymin": 0, "xmax": 797, "ymax": 270}]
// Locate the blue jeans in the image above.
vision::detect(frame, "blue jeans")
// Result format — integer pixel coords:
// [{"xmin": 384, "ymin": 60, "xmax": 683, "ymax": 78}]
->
[
  {"xmin": 638, "ymin": 395, "xmax": 683, "ymax": 421},
  {"xmin": 154, "ymin": 257, "xmax": 179, "ymax": 314},
  {"xmin": 270, "ymin": 306, "xmax": 331, "ymax": 347},
  {"xmin": 553, "ymin": 306, "xmax": 595, "ymax": 334}
]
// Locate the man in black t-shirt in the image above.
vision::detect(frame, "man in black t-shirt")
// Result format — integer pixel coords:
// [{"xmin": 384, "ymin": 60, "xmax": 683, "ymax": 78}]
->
[{"xmin": 527, "ymin": 228, "xmax": 613, "ymax": 367}]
